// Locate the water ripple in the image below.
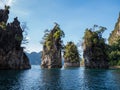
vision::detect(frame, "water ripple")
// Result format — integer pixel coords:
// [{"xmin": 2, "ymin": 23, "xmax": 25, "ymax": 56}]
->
[{"xmin": 0, "ymin": 66, "xmax": 120, "ymax": 90}]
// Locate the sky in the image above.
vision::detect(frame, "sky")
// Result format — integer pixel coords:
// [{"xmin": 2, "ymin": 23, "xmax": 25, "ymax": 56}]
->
[{"xmin": 0, "ymin": 0, "xmax": 120, "ymax": 53}]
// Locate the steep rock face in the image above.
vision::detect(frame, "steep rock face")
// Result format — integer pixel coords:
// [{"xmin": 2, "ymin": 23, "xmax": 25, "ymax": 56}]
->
[
  {"xmin": 108, "ymin": 13, "xmax": 120, "ymax": 66},
  {"xmin": 0, "ymin": 6, "xmax": 31, "ymax": 69},
  {"xmin": 83, "ymin": 27, "xmax": 109, "ymax": 69},
  {"xmin": 63, "ymin": 42, "xmax": 80, "ymax": 67},
  {"xmin": 41, "ymin": 24, "xmax": 64, "ymax": 68},
  {"xmin": 108, "ymin": 13, "xmax": 120, "ymax": 45},
  {"xmin": 41, "ymin": 49, "xmax": 62, "ymax": 68}
]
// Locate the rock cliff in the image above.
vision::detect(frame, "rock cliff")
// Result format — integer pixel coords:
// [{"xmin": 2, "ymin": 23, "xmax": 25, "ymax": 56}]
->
[
  {"xmin": 63, "ymin": 42, "xmax": 80, "ymax": 67},
  {"xmin": 0, "ymin": 6, "xmax": 31, "ymax": 69},
  {"xmin": 83, "ymin": 26, "xmax": 109, "ymax": 69},
  {"xmin": 108, "ymin": 13, "xmax": 120, "ymax": 45},
  {"xmin": 108, "ymin": 13, "xmax": 120, "ymax": 66},
  {"xmin": 41, "ymin": 23, "xmax": 64, "ymax": 68}
]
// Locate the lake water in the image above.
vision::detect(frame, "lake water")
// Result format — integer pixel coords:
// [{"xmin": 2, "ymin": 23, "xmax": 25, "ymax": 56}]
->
[{"xmin": 0, "ymin": 65, "xmax": 120, "ymax": 90}]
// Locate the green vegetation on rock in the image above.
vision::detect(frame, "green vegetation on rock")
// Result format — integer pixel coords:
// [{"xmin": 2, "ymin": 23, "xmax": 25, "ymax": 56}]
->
[
  {"xmin": 42, "ymin": 23, "xmax": 64, "ymax": 51},
  {"xmin": 0, "ymin": 6, "xmax": 31, "ymax": 69},
  {"xmin": 108, "ymin": 14, "xmax": 120, "ymax": 66},
  {"xmin": 83, "ymin": 25, "xmax": 109, "ymax": 68},
  {"xmin": 108, "ymin": 13, "xmax": 120, "ymax": 45},
  {"xmin": 83, "ymin": 26, "xmax": 107, "ymax": 51},
  {"xmin": 108, "ymin": 42, "xmax": 120, "ymax": 66},
  {"xmin": 63, "ymin": 41, "xmax": 80, "ymax": 63},
  {"xmin": 0, "ymin": 21, "xmax": 6, "ymax": 30},
  {"xmin": 41, "ymin": 23, "xmax": 65, "ymax": 68}
]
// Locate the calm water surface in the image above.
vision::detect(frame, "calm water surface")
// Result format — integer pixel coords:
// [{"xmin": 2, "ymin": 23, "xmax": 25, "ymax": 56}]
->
[{"xmin": 0, "ymin": 65, "xmax": 120, "ymax": 90}]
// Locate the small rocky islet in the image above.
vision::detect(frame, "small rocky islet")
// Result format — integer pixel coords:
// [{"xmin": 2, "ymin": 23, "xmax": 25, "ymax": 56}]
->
[
  {"xmin": 41, "ymin": 24, "xmax": 64, "ymax": 68},
  {"xmin": 83, "ymin": 26, "xmax": 109, "ymax": 69},
  {"xmin": 0, "ymin": 6, "xmax": 31, "ymax": 69},
  {"xmin": 63, "ymin": 41, "xmax": 80, "ymax": 67}
]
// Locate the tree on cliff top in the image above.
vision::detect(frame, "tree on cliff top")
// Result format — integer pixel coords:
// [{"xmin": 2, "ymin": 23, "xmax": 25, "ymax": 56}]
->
[
  {"xmin": 0, "ymin": 6, "xmax": 29, "ymax": 50},
  {"xmin": 108, "ymin": 13, "xmax": 120, "ymax": 45},
  {"xmin": 83, "ymin": 25, "xmax": 107, "ymax": 48},
  {"xmin": 63, "ymin": 41, "xmax": 80, "ymax": 63},
  {"xmin": 83, "ymin": 25, "xmax": 109, "ymax": 68},
  {"xmin": 0, "ymin": 5, "xmax": 10, "ymax": 30},
  {"xmin": 41, "ymin": 23, "xmax": 65, "ymax": 51}
]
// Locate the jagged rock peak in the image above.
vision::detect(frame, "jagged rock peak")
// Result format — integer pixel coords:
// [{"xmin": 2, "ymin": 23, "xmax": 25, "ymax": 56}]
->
[
  {"xmin": 0, "ymin": 5, "xmax": 10, "ymax": 23},
  {"xmin": 109, "ymin": 13, "xmax": 120, "ymax": 45},
  {"xmin": 83, "ymin": 26, "xmax": 109, "ymax": 69},
  {"xmin": 41, "ymin": 23, "xmax": 64, "ymax": 68},
  {"xmin": 0, "ymin": 6, "xmax": 31, "ymax": 69}
]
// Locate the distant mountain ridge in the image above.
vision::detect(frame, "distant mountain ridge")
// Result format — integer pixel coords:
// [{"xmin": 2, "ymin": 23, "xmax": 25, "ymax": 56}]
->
[{"xmin": 26, "ymin": 52, "xmax": 41, "ymax": 65}]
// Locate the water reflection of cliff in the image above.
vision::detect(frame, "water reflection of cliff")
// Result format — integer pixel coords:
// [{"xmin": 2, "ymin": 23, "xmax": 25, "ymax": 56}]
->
[
  {"xmin": 0, "ymin": 66, "xmax": 120, "ymax": 90},
  {"xmin": 0, "ymin": 70, "xmax": 28, "ymax": 89},
  {"xmin": 41, "ymin": 69, "xmax": 62, "ymax": 90}
]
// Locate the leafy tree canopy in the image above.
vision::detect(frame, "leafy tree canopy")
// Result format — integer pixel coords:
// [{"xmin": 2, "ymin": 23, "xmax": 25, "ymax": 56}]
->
[
  {"xmin": 41, "ymin": 23, "xmax": 65, "ymax": 51},
  {"xmin": 63, "ymin": 41, "xmax": 80, "ymax": 63}
]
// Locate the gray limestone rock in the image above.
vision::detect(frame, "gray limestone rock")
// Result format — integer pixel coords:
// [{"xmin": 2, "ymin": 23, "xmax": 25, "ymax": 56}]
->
[{"xmin": 0, "ymin": 6, "xmax": 31, "ymax": 69}]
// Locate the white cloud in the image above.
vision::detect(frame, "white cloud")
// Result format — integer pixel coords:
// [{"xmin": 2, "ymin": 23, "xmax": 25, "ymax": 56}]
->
[
  {"xmin": 23, "ymin": 44, "xmax": 42, "ymax": 53},
  {"xmin": 6, "ymin": 0, "xmax": 15, "ymax": 6},
  {"xmin": 0, "ymin": 1, "xmax": 4, "ymax": 8},
  {"xmin": 0, "ymin": 0, "xmax": 16, "ymax": 8},
  {"xmin": 0, "ymin": 0, "xmax": 30, "ymax": 17},
  {"xmin": 26, "ymin": 36, "xmax": 30, "ymax": 40}
]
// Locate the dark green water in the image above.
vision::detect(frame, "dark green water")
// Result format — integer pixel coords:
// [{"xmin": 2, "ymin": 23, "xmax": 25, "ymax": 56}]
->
[{"xmin": 0, "ymin": 65, "xmax": 120, "ymax": 90}]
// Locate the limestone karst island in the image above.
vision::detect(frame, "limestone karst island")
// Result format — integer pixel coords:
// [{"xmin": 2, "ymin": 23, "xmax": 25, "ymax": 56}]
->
[{"xmin": 0, "ymin": 6, "xmax": 31, "ymax": 69}]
